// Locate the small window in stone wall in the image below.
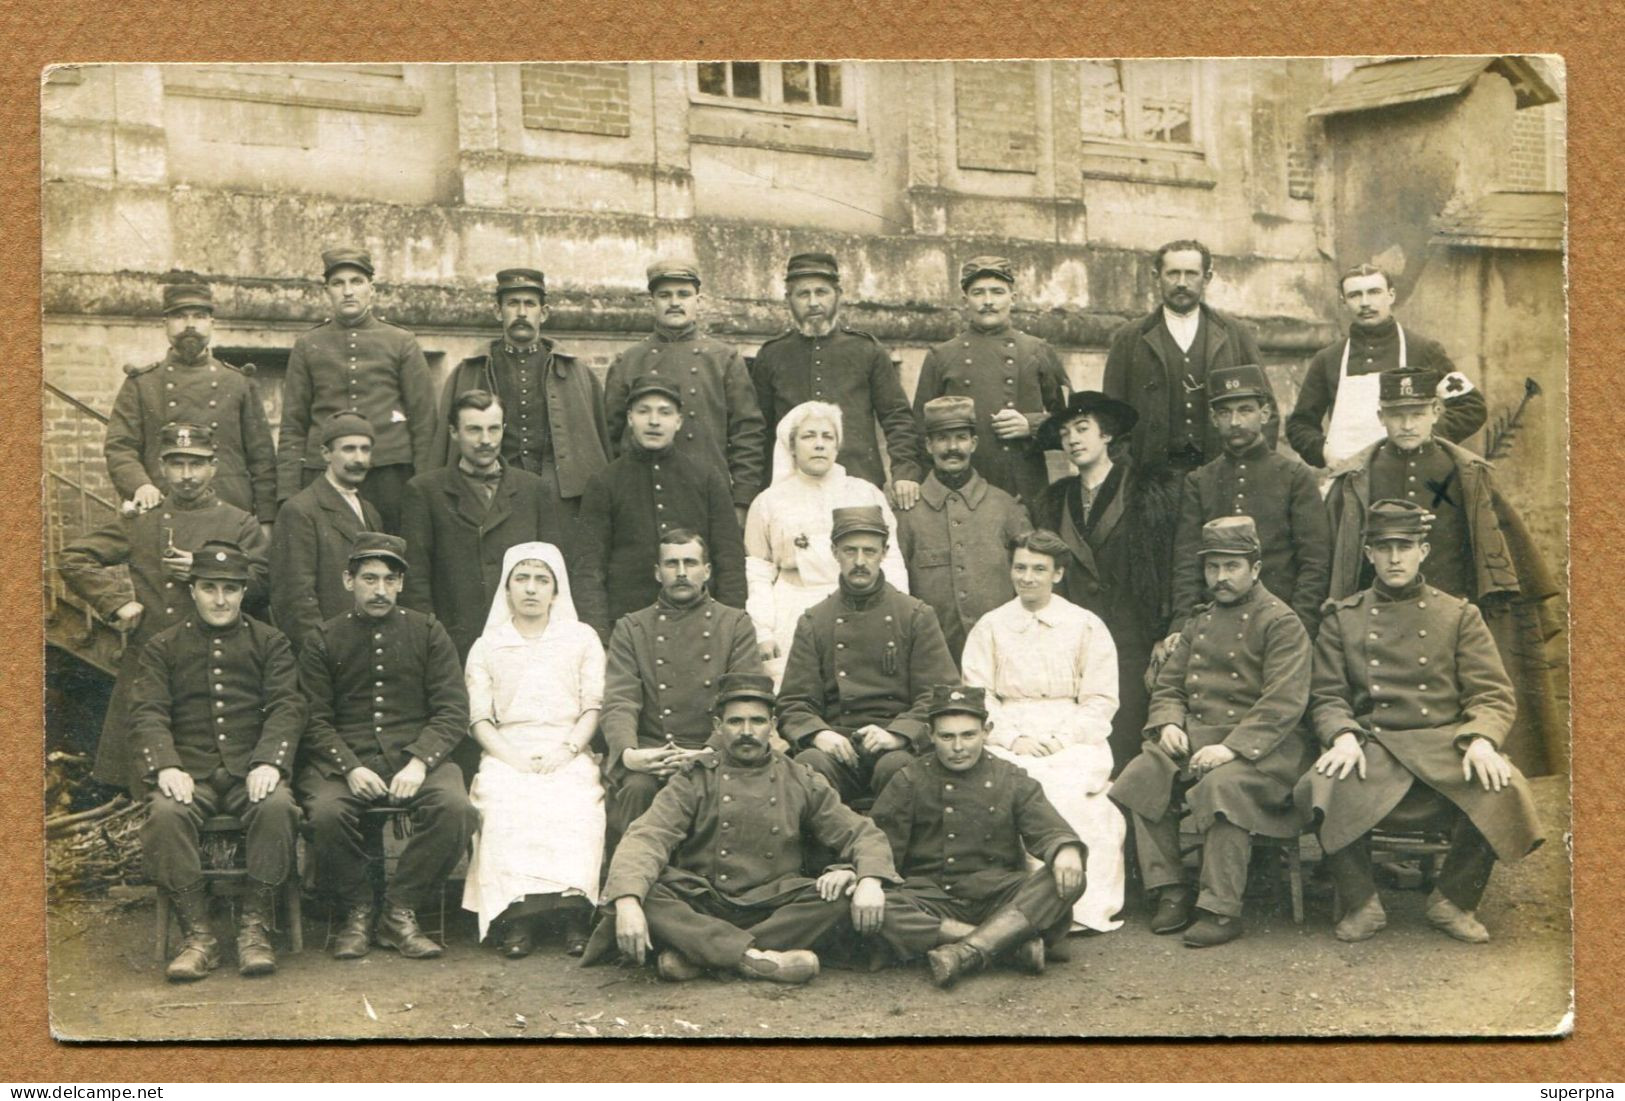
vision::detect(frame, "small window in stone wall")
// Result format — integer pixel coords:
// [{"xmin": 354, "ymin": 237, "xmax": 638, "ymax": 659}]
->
[
  {"xmin": 521, "ymin": 63, "xmax": 632, "ymax": 138},
  {"xmin": 692, "ymin": 61, "xmax": 852, "ymax": 117},
  {"xmin": 1080, "ymin": 59, "xmax": 1199, "ymax": 148}
]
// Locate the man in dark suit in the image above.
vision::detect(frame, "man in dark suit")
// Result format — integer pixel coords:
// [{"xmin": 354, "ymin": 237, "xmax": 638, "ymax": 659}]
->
[{"xmin": 269, "ymin": 411, "xmax": 383, "ymax": 652}]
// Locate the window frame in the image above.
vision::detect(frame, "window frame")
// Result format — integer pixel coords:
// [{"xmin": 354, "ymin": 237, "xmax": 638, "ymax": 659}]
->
[
  {"xmin": 688, "ymin": 61, "xmax": 859, "ymax": 122},
  {"xmin": 1077, "ymin": 58, "xmax": 1207, "ymax": 164}
]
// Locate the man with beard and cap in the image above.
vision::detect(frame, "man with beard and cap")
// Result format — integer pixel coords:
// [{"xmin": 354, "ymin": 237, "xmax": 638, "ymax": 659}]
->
[
  {"xmin": 1168, "ymin": 364, "xmax": 1331, "ymax": 632},
  {"xmin": 1110, "ymin": 516, "xmax": 1312, "ymax": 947},
  {"xmin": 750, "ymin": 251, "xmax": 925, "ymax": 508},
  {"xmin": 574, "ymin": 376, "xmax": 748, "ymax": 641},
  {"xmin": 871, "ymin": 685, "xmax": 1085, "ymax": 988},
  {"xmin": 1102, "ymin": 239, "xmax": 1274, "ymax": 473},
  {"xmin": 910, "ymin": 257, "xmax": 1069, "ymax": 508},
  {"xmin": 269, "ymin": 411, "xmax": 383, "ymax": 653},
  {"xmin": 130, "ymin": 540, "xmax": 303, "ymax": 981},
  {"xmin": 896, "ymin": 395, "xmax": 1032, "ymax": 661},
  {"xmin": 277, "ymin": 248, "xmax": 438, "ymax": 534},
  {"xmin": 1288, "ymin": 264, "xmax": 1484, "ymax": 473},
  {"xmin": 604, "ymin": 259, "xmax": 767, "ymax": 527},
  {"xmin": 436, "ymin": 267, "xmax": 610, "ymax": 541},
  {"xmin": 105, "ymin": 280, "xmax": 277, "ymax": 532},
  {"xmin": 59, "ymin": 423, "xmax": 269, "ymax": 795},
  {"xmin": 777, "ymin": 506, "xmax": 959, "ymax": 807},
  {"xmin": 1296, "ymin": 500, "xmax": 1543, "ymax": 944},
  {"xmin": 1324, "ymin": 365, "xmax": 1563, "ymax": 776},
  {"xmin": 296, "ymin": 532, "xmax": 478, "ymax": 961},
  {"xmin": 599, "ymin": 529, "xmax": 766, "ymax": 847},
  {"xmin": 583, "ymin": 672, "xmax": 901, "ymax": 985}
]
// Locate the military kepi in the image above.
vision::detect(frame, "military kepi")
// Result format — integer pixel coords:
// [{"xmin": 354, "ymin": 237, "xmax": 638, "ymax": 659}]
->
[
  {"xmin": 830, "ymin": 505, "xmax": 889, "ymax": 542},
  {"xmin": 322, "ymin": 247, "xmax": 374, "ymax": 280},
  {"xmin": 626, "ymin": 375, "xmax": 684, "ymax": 408},
  {"xmin": 1196, "ymin": 515, "xmax": 1262, "ymax": 559},
  {"xmin": 926, "ymin": 684, "xmax": 989, "ymax": 720},
  {"xmin": 347, "ymin": 531, "xmax": 410, "ymax": 572},
  {"xmin": 1363, "ymin": 498, "xmax": 1435, "ymax": 542},
  {"xmin": 1379, "ymin": 366, "xmax": 1441, "ymax": 406},
  {"xmin": 159, "ymin": 422, "xmax": 216, "ymax": 459},
  {"xmin": 785, "ymin": 251, "xmax": 840, "ymax": 283},
  {"xmin": 713, "ymin": 672, "xmax": 776, "ymax": 711},
  {"xmin": 320, "ymin": 410, "xmax": 376, "ymax": 446},
  {"xmin": 189, "ymin": 539, "xmax": 252, "ymax": 582},
  {"xmin": 495, "ymin": 268, "xmax": 547, "ymax": 299},
  {"xmin": 646, "ymin": 258, "xmax": 701, "ymax": 290},
  {"xmin": 960, "ymin": 255, "xmax": 1015, "ymax": 288},
  {"xmin": 922, "ymin": 395, "xmax": 977, "ymax": 434},
  {"xmin": 1207, "ymin": 363, "xmax": 1271, "ymax": 404},
  {"xmin": 161, "ymin": 282, "xmax": 214, "ymax": 315}
]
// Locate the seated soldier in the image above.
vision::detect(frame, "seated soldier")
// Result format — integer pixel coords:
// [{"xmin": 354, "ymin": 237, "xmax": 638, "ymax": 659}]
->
[
  {"xmin": 873, "ymin": 685, "xmax": 1085, "ymax": 988},
  {"xmin": 296, "ymin": 532, "xmax": 479, "ymax": 960},
  {"xmin": 1110, "ymin": 516, "xmax": 1313, "ymax": 947},
  {"xmin": 600, "ymin": 529, "xmax": 764, "ymax": 846},
  {"xmin": 584, "ymin": 673, "xmax": 901, "ymax": 985},
  {"xmin": 131, "ymin": 540, "xmax": 304, "ymax": 982},
  {"xmin": 1297, "ymin": 500, "xmax": 1544, "ymax": 944},
  {"xmin": 777, "ymin": 506, "xmax": 959, "ymax": 807}
]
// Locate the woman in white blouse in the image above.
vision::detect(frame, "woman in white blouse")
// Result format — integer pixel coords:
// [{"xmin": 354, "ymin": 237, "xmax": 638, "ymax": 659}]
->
[
  {"xmin": 961, "ymin": 528, "xmax": 1128, "ymax": 933},
  {"xmin": 743, "ymin": 400, "xmax": 908, "ymax": 684},
  {"xmin": 461, "ymin": 541, "xmax": 606, "ymax": 958}
]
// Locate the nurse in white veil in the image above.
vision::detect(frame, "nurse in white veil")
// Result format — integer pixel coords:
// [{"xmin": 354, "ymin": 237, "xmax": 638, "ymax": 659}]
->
[{"xmin": 461, "ymin": 541, "xmax": 606, "ymax": 957}]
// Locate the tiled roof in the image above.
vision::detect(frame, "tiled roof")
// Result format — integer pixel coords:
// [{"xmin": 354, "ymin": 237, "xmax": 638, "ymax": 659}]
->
[
  {"xmin": 1431, "ymin": 191, "xmax": 1566, "ymax": 252},
  {"xmin": 1310, "ymin": 56, "xmax": 1560, "ymax": 118}
]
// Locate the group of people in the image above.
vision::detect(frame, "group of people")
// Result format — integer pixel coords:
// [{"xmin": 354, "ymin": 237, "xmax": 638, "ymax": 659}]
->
[{"xmin": 57, "ymin": 237, "xmax": 1558, "ymax": 989}]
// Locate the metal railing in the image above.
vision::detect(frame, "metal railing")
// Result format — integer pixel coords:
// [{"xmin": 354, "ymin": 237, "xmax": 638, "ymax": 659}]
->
[{"xmin": 43, "ymin": 381, "xmax": 126, "ymax": 674}]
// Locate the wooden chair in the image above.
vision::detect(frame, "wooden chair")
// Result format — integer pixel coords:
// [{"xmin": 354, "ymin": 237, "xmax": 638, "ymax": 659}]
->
[
  {"xmin": 153, "ymin": 814, "xmax": 303, "ymax": 962},
  {"xmin": 313, "ymin": 805, "xmax": 450, "ymax": 947}
]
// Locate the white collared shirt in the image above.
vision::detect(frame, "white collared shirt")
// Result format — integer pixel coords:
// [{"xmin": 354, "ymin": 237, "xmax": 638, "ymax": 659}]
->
[
  {"xmin": 1162, "ymin": 305, "xmax": 1201, "ymax": 353},
  {"xmin": 324, "ymin": 471, "xmax": 367, "ymax": 524}
]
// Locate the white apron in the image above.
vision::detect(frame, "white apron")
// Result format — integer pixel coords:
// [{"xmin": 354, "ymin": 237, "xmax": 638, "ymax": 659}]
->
[{"xmin": 1323, "ymin": 323, "xmax": 1407, "ymax": 472}]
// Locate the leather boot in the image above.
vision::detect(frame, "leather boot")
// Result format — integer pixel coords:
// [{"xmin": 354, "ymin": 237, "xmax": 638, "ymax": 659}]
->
[
  {"xmin": 331, "ymin": 902, "xmax": 375, "ymax": 960},
  {"xmin": 736, "ymin": 948, "xmax": 819, "ymax": 984},
  {"xmin": 236, "ymin": 885, "xmax": 280, "ymax": 977},
  {"xmin": 165, "ymin": 885, "xmax": 221, "ymax": 983},
  {"xmin": 925, "ymin": 906, "xmax": 1039, "ymax": 989},
  {"xmin": 1149, "ymin": 886, "xmax": 1194, "ymax": 935},
  {"xmin": 375, "ymin": 906, "xmax": 444, "ymax": 959}
]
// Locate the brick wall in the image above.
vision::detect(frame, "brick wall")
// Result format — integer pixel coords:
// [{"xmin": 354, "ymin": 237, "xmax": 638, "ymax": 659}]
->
[
  {"xmin": 955, "ymin": 62, "xmax": 1038, "ymax": 173},
  {"xmin": 1504, "ymin": 107, "xmax": 1553, "ymax": 189},
  {"xmin": 520, "ymin": 63, "xmax": 631, "ymax": 138}
]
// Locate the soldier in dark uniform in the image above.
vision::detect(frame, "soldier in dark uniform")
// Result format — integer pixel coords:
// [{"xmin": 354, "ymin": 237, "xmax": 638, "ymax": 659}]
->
[
  {"xmin": 1297, "ymin": 500, "xmax": 1544, "ymax": 944},
  {"xmin": 435, "ymin": 268, "xmax": 611, "ymax": 534},
  {"xmin": 574, "ymin": 376, "xmax": 748, "ymax": 640},
  {"xmin": 604, "ymin": 259, "xmax": 768, "ymax": 527},
  {"xmin": 587, "ymin": 672, "xmax": 901, "ymax": 985},
  {"xmin": 777, "ymin": 506, "xmax": 959, "ymax": 807},
  {"xmin": 600, "ymin": 529, "xmax": 765, "ymax": 844},
  {"xmin": 1169, "ymin": 364, "xmax": 1331, "ymax": 631},
  {"xmin": 276, "ymin": 248, "xmax": 438, "ymax": 534},
  {"xmin": 1111, "ymin": 517, "xmax": 1313, "ymax": 947},
  {"xmin": 296, "ymin": 533, "xmax": 478, "ymax": 961},
  {"xmin": 130, "ymin": 540, "xmax": 303, "ymax": 981},
  {"xmin": 872, "ymin": 685, "xmax": 1085, "ymax": 988},
  {"xmin": 750, "ymin": 251, "xmax": 924, "ymax": 506},
  {"xmin": 1102, "ymin": 239, "xmax": 1274, "ymax": 473},
  {"xmin": 911, "ymin": 256, "xmax": 1069, "ymax": 508},
  {"xmin": 896, "ymin": 395, "xmax": 1032, "ymax": 661},
  {"xmin": 59, "ymin": 423, "xmax": 269, "ymax": 794},
  {"xmin": 104, "ymin": 281, "xmax": 277, "ymax": 529}
]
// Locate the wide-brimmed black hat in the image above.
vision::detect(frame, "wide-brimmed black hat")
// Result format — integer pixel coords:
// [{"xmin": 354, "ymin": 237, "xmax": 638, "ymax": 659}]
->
[{"xmin": 1037, "ymin": 390, "xmax": 1139, "ymax": 450}]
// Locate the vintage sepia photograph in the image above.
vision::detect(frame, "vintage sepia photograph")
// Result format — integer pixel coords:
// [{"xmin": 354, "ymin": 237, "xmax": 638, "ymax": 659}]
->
[{"xmin": 39, "ymin": 57, "xmax": 1570, "ymax": 1042}]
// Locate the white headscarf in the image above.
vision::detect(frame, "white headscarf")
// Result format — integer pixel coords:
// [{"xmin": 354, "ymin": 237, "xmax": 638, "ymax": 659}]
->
[
  {"xmin": 770, "ymin": 400, "xmax": 845, "ymax": 484},
  {"xmin": 481, "ymin": 541, "xmax": 578, "ymax": 642}
]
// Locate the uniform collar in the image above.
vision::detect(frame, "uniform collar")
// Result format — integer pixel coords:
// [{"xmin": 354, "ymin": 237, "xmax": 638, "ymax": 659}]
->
[
  {"xmin": 1382, "ymin": 437, "xmax": 1438, "ymax": 459},
  {"xmin": 166, "ymin": 488, "xmax": 219, "ymax": 512},
  {"xmin": 838, "ymin": 575, "xmax": 891, "ymax": 610},
  {"xmin": 187, "ymin": 615, "xmax": 245, "ymax": 637},
  {"xmin": 163, "ymin": 348, "xmax": 214, "ymax": 369},
  {"xmin": 1374, "ymin": 574, "xmax": 1427, "ymax": 602},
  {"xmin": 964, "ymin": 321, "xmax": 1013, "ymax": 338},
  {"xmin": 920, "ymin": 470, "xmax": 987, "ymax": 510},
  {"xmin": 654, "ymin": 323, "xmax": 698, "ymax": 344},
  {"xmin": 1348, "ymin": 317, "xmax": 1399, "ymax": 345},
  {"xmin": 655, "ymin": 590, "xmax": 712, "ymax": 615},
  {"xmin": 1221, "ymin": 438, "xmax": 1272, "ymax": 463},
  {"xmin": 336, "ymin": 311, "xmax": 379, "ymax": 331},
  {"xmin": 629, "ymin": 439, "xmax": 677, "ymax": 463}
]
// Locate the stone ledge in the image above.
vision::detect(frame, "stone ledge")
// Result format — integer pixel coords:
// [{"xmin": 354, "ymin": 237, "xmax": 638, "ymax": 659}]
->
[
  {"xmin": 1079, "ymin": 149, "xmax": 1219, "ymax": 190},
  {"xmin": 688, "ymin": 104, "xmax": 872, "ymax": 160},
  {"xmin": 164, "ymin": 66, "xmax": 424, "ymax": 117}
]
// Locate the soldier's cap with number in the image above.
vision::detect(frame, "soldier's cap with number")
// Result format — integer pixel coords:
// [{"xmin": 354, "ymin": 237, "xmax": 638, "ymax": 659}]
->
[
  {"xmin": 1379, "ymin": 366, "xmax": 1441, "ymax": 407},
  {"xmin": 495, "ymin": 268, "xmax": 547, "ymax": 300},
  {"xmin": 158, "ymin": 422, "xmax": 216, "ymax": 459},
  {"xmin": 1363, "ymin": 498, "xmax": 1435, "ymax": 543},
  {"xmin": 625, "ymin": 375, "xmax": 684, "ymax": 408},
  {"xmin": 1197, "ymin": 515, "xmax": 1262, "ymax": 559},
  {"xmin": 320, "ymin": 410, "xmax": 376, "ymax": 446},
  {"xmin": 646, "ymin": 258, "xmax": 702, "ymax": 290},
  {"xmin": 927, "ymin": 684, "xmax": 989, "ymax": 721},
  {"xmin": 960, "ymin": 255, "xmax": 1016, "ymax": 289},
  {"xmin": 347, "ymin": 531, "xmax": 409, "ymax": 572},
  {"xmin": 713, "ymin": 672, "xmax": 777, "ymax": 712},
  {"xmin": 785, "ymin": 251, "xmax": 841, "ymax": 284},
  {"xmin": 322, "ymin": 247, "xmax": 375, "ymax": 280},
  {"xmin": 922, "ymin": 395, "xmax": 978, "ymax": 435},
  {"xmin": 830, "ymin": 505, "xmax": 890, "ymax": 543},
  {"xmin": 162, "ymin": 281, "xmax": 215, "ymax": 315},
  {"xmin": 189, "ymin": 539, "xmax": 252, "ymax": 582},
  {"xmin": 1206, "ymin": 363, "xmax": 1272, "ymax": 405}
]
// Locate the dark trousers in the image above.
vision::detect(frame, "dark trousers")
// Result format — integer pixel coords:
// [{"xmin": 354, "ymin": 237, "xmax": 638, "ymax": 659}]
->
[
  {"xmin": 298, "ymin": 763, "xmax": 478, "ymax": 911},
  {"xmin": 140, "ymin": 769, "xmax": 300, "ymax": 893},
  {"xmin": 1132, "ymin": 807, "xmax": 1252, "ymax": 918},
  {"xmin": 1325, "ymin": 808, "xmax": 1497, "ymax": 912},
  {"xmin": 795, "ymin": 746, "xmax": 912, "ymax": 808},
  {"xmin": 607, "ymin": 772, "xmax": 665, "ymax": 844},
  {"xmin": 300, "ymin": 463, "xmax": 411, "ymax": 535},
  {"xmin": 878, "ymin": 867, "xmax": 1076, "ymax": 960},
  {"xmin": 644, "ymin": 881, "xmax": 852, "ymax": 971}
]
